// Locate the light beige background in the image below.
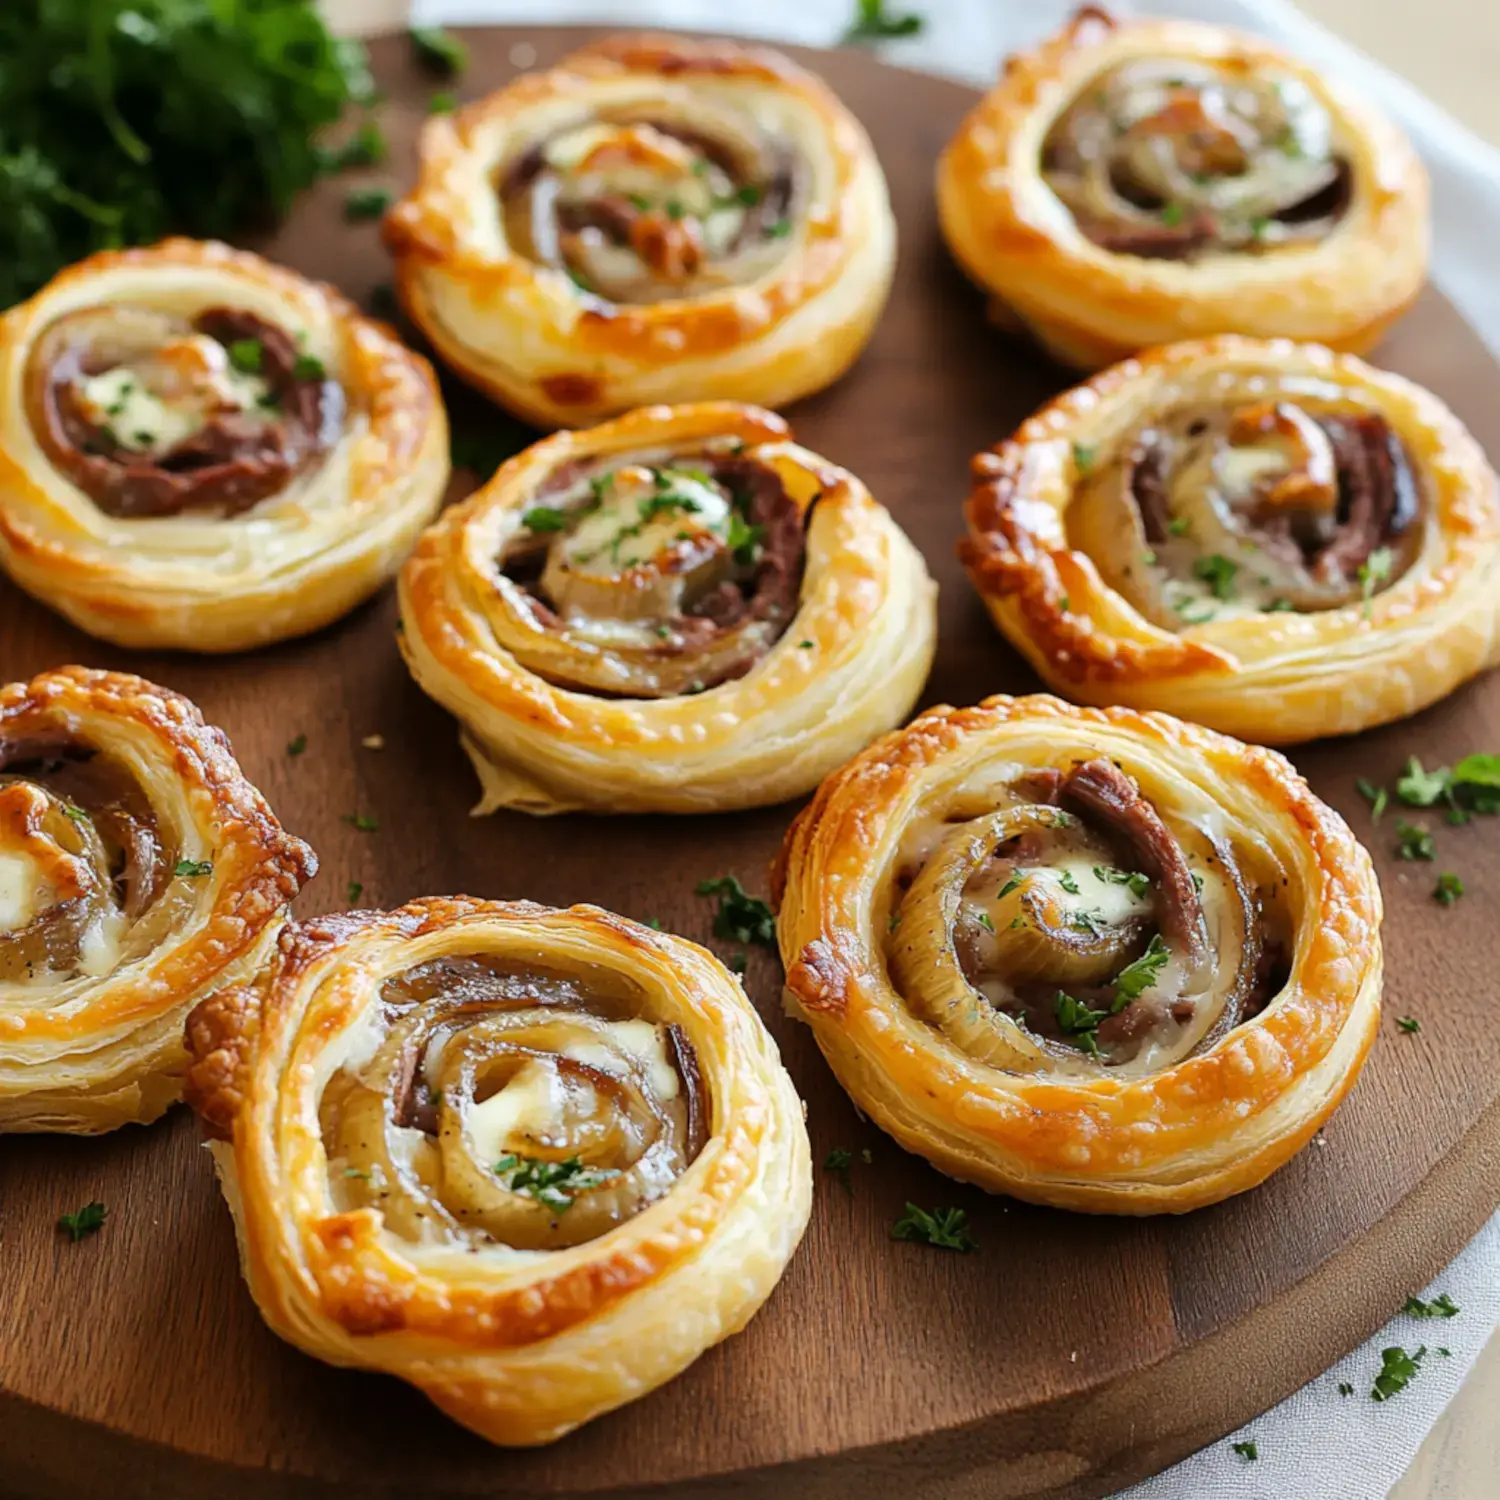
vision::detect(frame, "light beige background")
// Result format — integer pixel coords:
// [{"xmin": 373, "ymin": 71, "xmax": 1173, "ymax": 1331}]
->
[{"xmin": 321, "ymin": 2, "xmax": 1498, "ymax": 1495}]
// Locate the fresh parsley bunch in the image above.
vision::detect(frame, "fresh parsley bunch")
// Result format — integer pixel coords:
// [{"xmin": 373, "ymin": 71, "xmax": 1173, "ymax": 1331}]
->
[{"xmin": 0, "ymin": 0, "xmax": 373, "ymax": 307}]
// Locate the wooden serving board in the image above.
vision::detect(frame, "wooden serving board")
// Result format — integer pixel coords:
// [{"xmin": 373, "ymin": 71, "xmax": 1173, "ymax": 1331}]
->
[{"xmin": 3, "ymin": 28, "xmax": 1499, "ymax": 1500}]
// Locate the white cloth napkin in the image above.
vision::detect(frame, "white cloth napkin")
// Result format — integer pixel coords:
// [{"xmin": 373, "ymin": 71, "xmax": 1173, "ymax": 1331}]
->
[{"xmin": 413, "ymin": 1, "xmax": 1500, "ymax": 1493}]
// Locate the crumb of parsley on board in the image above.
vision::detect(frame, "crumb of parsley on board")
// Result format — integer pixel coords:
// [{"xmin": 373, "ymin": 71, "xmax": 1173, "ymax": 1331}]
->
[{"xmin": 0, "ymin": 0, "xmax": 373, "ymax": 308}]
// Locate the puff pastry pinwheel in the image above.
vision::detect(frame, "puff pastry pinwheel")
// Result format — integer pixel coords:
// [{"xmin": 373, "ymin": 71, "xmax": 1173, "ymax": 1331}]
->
[
  {"xmin": 398, "ymin": 401, "xmax": 936, "ymax": 815},
  {"xmin": 0, "ymin": 238, "xmax": 448, "ymax": 652},
  {"xmin": 184, "ymin": 896, "xmax": 811, "ymax": 1445},
  {"xmin": 961, "ymin": 337, "xmax": 1500, "ymax": 744},
  {"xmin": 774, "ymin": 694, "xmax": 1381, "ymax": 1214},
  {"xmin": 383, "ymin": 33, "xmax": 896, "ymax": 428},
  {"xmin": 0, "ymin": 667, "xmax": 314, "ymax": 1134},
  {"xmin": 936, "ymin": 8, "xmax": 1429, "ymax": 369}
]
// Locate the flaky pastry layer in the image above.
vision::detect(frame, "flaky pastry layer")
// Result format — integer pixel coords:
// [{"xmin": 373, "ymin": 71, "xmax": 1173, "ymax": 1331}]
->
[
  {"xmin": 936, "ymin": 9, "xmax": 1428, "ymax": 368},
  {"xmin": 184, "ymin": 896, "xmax": 811, "ymax": 1445},
  {"xmin": 384, "ymin": 33, "xmax": 895, "ymax": 427},
  {"xmin": 398, "ymin": 401, "xmax": 937, "ymax": 815},
  {"xmin": 1, "ymin": 667, "xmax": 314, "ymax": 1133},
  {"xmin": 0, "ymin": 239, "xmax": 449, "ymax": 651},
  {"xmin": 774, "ymin": 693, "xmax": 1382, "ymax": 1213}
]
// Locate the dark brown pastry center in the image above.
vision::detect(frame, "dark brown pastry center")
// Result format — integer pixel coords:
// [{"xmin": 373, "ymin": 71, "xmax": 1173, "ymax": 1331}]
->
[
  {"xmin": 26, "ymin": 304, "xmax": 344, "ymax": 519},
  {"xmin": 499, "ymin": 115, "xmax": 800, "ymax": 303},
  {"xmin": 1041, "ymin": 57, "xmax": 1351, "ymax": 258}
]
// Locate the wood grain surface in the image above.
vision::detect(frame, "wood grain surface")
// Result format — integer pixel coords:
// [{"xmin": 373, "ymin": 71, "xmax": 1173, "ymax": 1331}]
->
[{"xmin": 2, "ymin": 28, "xmax": 1499, "ymax": 1500}]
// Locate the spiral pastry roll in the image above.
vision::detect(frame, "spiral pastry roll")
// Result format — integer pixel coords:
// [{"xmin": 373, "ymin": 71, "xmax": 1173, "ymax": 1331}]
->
[
  {"xmin": 0, "ymin": 667, "xmax": 314, "ymax": 1133},
  {"xmin": 399, "ymin": 401, "xmax": 936, "ymax": 815},
  {"xmin": 962, "ymin": 337, "xmax": 1500, "ymax": 743},
  {"xmin": 384, "ymin": 34, "xmax": 896, "ymax": 428},
  {"xmin": 184, "ymin": 897, "xmax": 811, "ymax": 1445},
  {"xmin": 937, "ymin": 8, "xmax": 1428, "ymax": 369},
  {"xmin": 775, "ymin": 694, "xmax": 1380, "ymax": 1213},
  {"xmin": 0, "ymin": 239, "xmax": 448, "ymax": 651}
]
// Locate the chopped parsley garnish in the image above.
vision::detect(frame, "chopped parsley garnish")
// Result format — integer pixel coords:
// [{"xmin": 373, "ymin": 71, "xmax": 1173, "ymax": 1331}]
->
[
  {"xmin": 1396, "ymin": 1016, "xmax": 1421, "ymax": 1034},
  {"xmin": 1249, "ymin": 217, "xmax": 1270, "ymax": 242},
  {"xmin": 343, "ymin": 1166, "xmax": 370, "ymax": 1180},
  {"xmin": 346, "ymin": 881, "xmax": 364, "ymax": 904},
  {"xmin": 1396, "ymin": 756, "xmax": 1449, "ymax": 807},
  {"xmin": 1055, "ymin": 991, "xmax": 1107, "ymax": 1056},
  {"xmin": 696, "ymin": 875, "xmax": 776, "ymax": 947},
  {"xmin": 766, "ymin": 218, "xmax": 792, "ymax": 238},
  {"xmin": 1167, "ymin": 516, "xmax": 1190, "ymax": 536},
  {"xmin": 318, "ymin": 119, "xmax": 386, "ymax": 174},
  {"xmin": 493, "ymin": 1154, "xmax": 615, "ymax": 1213},
  {"xmin": 173, "ymin": 858, "xmax": 213, "ymax": 877},
  {"xmin": 725, "ymin": 510, "xmax": 765, "ymax": 565},
  {"xmin": 1356, "ymin": 777, "xmax": 1388, "ymax": 821},
  {"xmin": 998, "ymin": 873, "xmax": 1024, "ymax": 899},
  {"xmin": 1072, "ymin": 442, "xmax": 1097, "ymax": 472},
  {"xmin": 976, "ymin": 911, "xmax": 995, "ymax": 933},
  {"xmin": 1372, "ymin": 1344, "xmax": 1426, "ymax": 1401},
  {"xmin": 62, "ymin": 804, "xmax": 90, "ymax": 823},
  {"xmin": 728, "ymin": 951, "xmax": 748, "ymax": 977},
  {"xmin": 427, "ymin": 91, "xmax": 458, "ymax": 115},
  {"xmin": 227, "ymin": 338, "xmax": 262, "ymax": 374},
  {"xmin": 1404, "ymin": 1292, "xmax": 1459, "ymax": 1319},
  {"xmin": 798, "ymin": 639, "xmax": 814, "ymax": 649},
  {"xmin": 344, "ymin": 186, "xmax": 393, "ymax": 221},
  {"xmin": 1338, "ymin": 1381, "xmax": 1354, "ymax": 1397},
  {"xmin": 1112, "ymin": 933, "xmax": 1170, "ymax": 1009},
  {"xmin": 1094, "ymin": 866, "xmax": 1149, "ymax": 899},
  {"xmin": 1230, "ymin": 1440, "xmax": 1258, "ymax": 1462},
  {"xmin": 343, "ymin": 812, "xmax": 379, "ymax": 832},
  {"xmin": 824, "ymin": 1148, "xmax": 854, "ymax": 1194},
  {"xmin": 1057, "ymin": 869, "xmax": 1081, "ymax": 895},
  {"xmin": 58, "ymin": 1201, "xmax": 107, "ymax": 1241},
  {"xmin": 409, "ymin": 24, "xmax": 467, "ymax": 75},
  {"xmin": 565, "ymin": 266, "xmax": 594, "ymax": 294},
  {"xmin": 292, "ymin": 353, "xmax": 326, "ymax": 381},
  {"xmin": 522, "ymin": 506, "xmax": 570, "ymax": 533},
  {"xmin": 891, "ymin": 1202, "xmax": 976, "ymax": 1251},
  {"xmin": 842, "ymin": 0, "xmax": 925, "ymax": 44},
  {"xmin": 1433, "ymin": 872, "xmax": 1464, "ymax": 906},
  {"xmin": 1358, "ymin": 547, "xmax": 1394, "ymax": 617},
  {"xmin": 1160, "ymin": 202, "xmax": 1185, "ymax": 227},
  {"xmin": 1174, "ymin": 598, "xmax": 1218, "ymax": 625},
  {"xmin": 286, "ymin": 733, "xmax": 307, "ymax": 757},
  {"xmin": 1193, "ymin": 553, "xmax": 1239, "ymax": 601},
  {"xmin": 1395, "ymin": 820, "xmax": 1434, "ymax": 861}
]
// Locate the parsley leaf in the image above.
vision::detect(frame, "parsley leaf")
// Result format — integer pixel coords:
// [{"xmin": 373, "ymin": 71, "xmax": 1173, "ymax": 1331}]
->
[
  {"xmin": 428, "ymin": 91, "xmax": 458, "ymax": 115},
  {"xmin": 1192, "ymin": 553, "xmax": 1239, "ymax": 601},
  {"xmin": 1358, "ymin": 547, "xmax": 1394, "ymax": 617},
  {"xmin": 725, "ymin": 510, "xmax": 765, "ymax": 565},
  {"xmin": 1433, "ymin": 872, "xmax": 1464, "ymax": 906},
  {"xmin": 286, "ymin": 733, "xmax": 307, "ymax": 757},
  {"xmin": 1397, "ymin": 1016, "xmax": 1421, "ymax": 1034},
  {"xmin": 409, "ymin": 25, "xmax": 467, "ymax": 75},
  {"xmin": 1072, "ymin": 442, "xmax": 1097, "ymax": 473},
  {"xmin": 1404, "ymin": 1292, "xmax": 1459, "ymax": 1319},
  {"xmin": 842, "ymin": 0, "xmax": 925, "ymax": 45},
  {"xmin": 1160, "ymin": 202, "xmax": 1186, "ymax": 227},
  {"xmin": 1338, "ymin": 1381, "xmax": 1354, "ymax": 1397},
  {"xmin": 227, "ymin": 338, "xmax": 262, "ymax": 374},
  {"xmin": 1230, "ymin": 1440, "xmax": 1258, "ymax": 1462},
  {"xmin": 494, "ymin": 1154, "xmax": 615, "ymax": 1213},
  {"xmin": 346, "ymin": 880, "xmax": 364, "ymax": 905},
  {"xmin": 1057, "ymin": 869, "xmax": 1081, "ymax": 895},
  {"xmin": 1356, "ymin": 778, "xmax": 1388, "ymax": 822},
  {"xmin": 292, "ymin": 353, "xmax": 326, "ymax": 382},
  {"xmin": 1094, "ymin": 866, "xmax": 1150, "ymax": 899},
  {"xmin": 1055, "ymin": 991, "xmax": 1106, "ymax": 1055},
  {"xmin": 1372, "ymin": 1344, "xmax": 1426, "ymax": 1401},
  {"xmin": 1112, "ymin": 933, "xmax": 1170, "ymax": 1010},
  {"xmin": 58, "ymin": 1201, "xmax": 107, "ymax": 1241},
  {"xmin": 318, "ymin": 120, "xmax": 385, "ymax": 173},
  {"xmin": 1395, "ymin": 821, "xmax": 1435, "ymax": 861},
  {"xmin": 696, "ymin": 875, "xmax": 776, "ymax": 947},
  {"xmin": 891, "ymin": 1202, "xmax": 976, "ymax": 1251},
  {"xmin": 522, "ymin": 506, "xmax": 570, "ymax": 533},
  {"xmin": 1396, "ymin": 756, "xmax": 1449, "ymax": 807},
  {"xmin": 343, "ymin": 812, "xmax": 379, "ymax": 833},
  {"xmin": 344, "ymin": 186, "xmax": 393, "ymax": 222},
  {"xmin": 824, "ymin": 1148, "xmax": 854, "ymax": 1195},
  {"xmin": 173, "ymin": 858, "xmax": 213, "ymax": 878}
]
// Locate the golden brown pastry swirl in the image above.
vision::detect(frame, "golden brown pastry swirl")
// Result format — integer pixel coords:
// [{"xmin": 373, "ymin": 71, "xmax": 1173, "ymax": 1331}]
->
[
  {"xmin": 775, "ymin": 693, "xmax": 1381, "ymax": 1213},
  {"xmin": 961, "ymin": 337, "xmax": 1500, "ymax": 743},
  {"xmin": 398, "ymin": 401, "xmax": 936, "ymax": 815},
  {"xmin": 0, "ymin": 667, "xmax": 314, "ymax": 1134},
  {"xmin": 185, "ymin": 897, "xmax": 811, "ymax": 1445}
]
